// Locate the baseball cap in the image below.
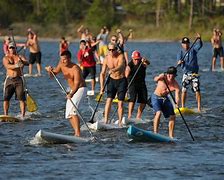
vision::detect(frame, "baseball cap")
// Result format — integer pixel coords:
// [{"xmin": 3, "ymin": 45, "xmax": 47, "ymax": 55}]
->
[
  {"xmin": 182, "ymin": 37, "xmax": 190, "ymax": 44},
  {"xmin": 131, "ymin": 50, "xmax": 142, "ymax": 59},
  {"xmin": 166, "ymin": 66, "xmax": 177, "ymax": 76},
  {"xmin": 8, "ymin": 42, "xmax": 15, "ymax": 48}
]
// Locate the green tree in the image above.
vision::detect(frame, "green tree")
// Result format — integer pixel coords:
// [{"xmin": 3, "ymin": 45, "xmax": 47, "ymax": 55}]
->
[{"xmin": 85, "ymin": 0, "xmax": 115, "ymax": 29}]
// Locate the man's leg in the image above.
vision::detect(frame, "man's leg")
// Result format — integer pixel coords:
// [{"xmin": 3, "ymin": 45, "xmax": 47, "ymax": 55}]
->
[
  {"xmin": 181, "ymin": 91, "xmax": 187, "ymax": 108},
  {"xmin": 104, "ymin": 98, "xmax": 112, "ymax": 124},
  {"xmin": 169, "ymin": 115, "xmax": 175, "ymax": 138},
  {"xmin": 29, "ymin": 64, "xmax": 33, "ymax": 75},
  {"xmin": 118, "ymin": 100, "xmax": 124, "ymax": 127},
  {"xmin": 19, "ymin": 100, "xmax": 26, "ymax": 117},
  {"xmin": 196, "ymin": 91, "xmax": 201, "ymax": 112},
  {"xmin": 212, "ymin": 57, "xmax": 216, "ymax": 71},
  {"xmin": 136, "ymin": 103, "xmax": 146, "ymax": 120},
  {"xmin": 128, "ymin": 102, "xmax": 135, "ymax": 119},
  {"xmin": 153, "ymin": 111, "xmax": 162, "ymax": 133},
  {"xmin": 69, "ymin": 115, "xmax": 80, "ymax": 136},
  {"xmin": 220, "ymin": 56, "xmax": 224, "ymax": 70},
  {"xmin": 3, "ymin": 101, "xmax": 9, "ymax": 115},
  {"xmin": 37, "ymin": 63, "xmax": 42, "ymax": 75},
  {"xmin": 91, "ymin": 79, "xmax": 96, "ymax": 92}
]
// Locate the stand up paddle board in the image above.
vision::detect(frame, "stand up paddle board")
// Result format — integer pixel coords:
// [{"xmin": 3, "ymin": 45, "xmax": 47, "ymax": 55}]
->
[
  {"xmin": 0, "ymin": 115, "xmax": 21, "ymax": 122},
  {"xmin": 174, "ymin": 107, "xmax": 198, "ymax": 115},
  {"xmin": 95, "ymin": 96, "xmax": 129, "ymax": 103},
  {"xmin": 127, "ymin": 125, "xmax": 176, "ymax": 143},
  {"xmin": 34, "ymin": 130, "xmax": 92, "ymax": 144},
  {"xmin": 84, "ymin": 121, "xmax": 126, "ymax": 131},
  {"xmin": 85, "ymin": 77, "xmax": 99, "ymax": 83}
]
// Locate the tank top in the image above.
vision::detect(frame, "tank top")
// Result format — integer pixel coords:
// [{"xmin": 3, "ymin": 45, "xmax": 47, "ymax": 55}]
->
[{"xmin": 128, "ymin": 60, "xmax": 146, "ymax": 86}]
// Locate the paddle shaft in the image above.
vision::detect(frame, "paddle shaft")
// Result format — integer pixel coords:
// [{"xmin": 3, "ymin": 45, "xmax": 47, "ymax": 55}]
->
[
  {"xmin": 163, "ymin": 77, "xmax": 195, "ymax": 141},
  {"xmin": 89, "ymin": 74, "xmax": 110, "ymax": 123},
  {"xmin": 110, "ymin": 61, "xmax": 144, "ymax": 122},
  {"xmin": 50, "ymin": 70, "xmax": 95, "ymax": 139},
  {"xmin": 176, "ymin": 37, "xmax": 199, "ymax": 68}
]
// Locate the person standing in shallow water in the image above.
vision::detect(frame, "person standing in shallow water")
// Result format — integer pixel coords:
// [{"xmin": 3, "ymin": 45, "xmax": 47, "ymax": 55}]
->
[
  {"xmin": 26, "ymin": 28, "xmax": 42, "ymax": 76},
  {"xmin": 177, "ymin": 33, "xmax": 203, "ymax": 112},
  {"xmin": 151, "ymin": 67, "xmax": 180, "ymax": 138},
  {"xmin": 211, "ymin": 28, "xmax": 224, "ymax": 71}
]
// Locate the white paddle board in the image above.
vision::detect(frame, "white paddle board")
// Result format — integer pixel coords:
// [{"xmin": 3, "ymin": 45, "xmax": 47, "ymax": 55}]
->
[
  {"xmin": 85, "ymin": 77, "xmax": 99, "ymax": 83},
  {"xmin": 34, "ymin": 130, "xmax": 92, "ymax": 144}
]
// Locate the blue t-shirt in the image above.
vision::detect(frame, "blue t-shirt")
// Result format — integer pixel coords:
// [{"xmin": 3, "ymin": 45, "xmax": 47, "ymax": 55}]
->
[{"xmin": 177, "ymin": 39, "xmax": 203, "ymax": 74}]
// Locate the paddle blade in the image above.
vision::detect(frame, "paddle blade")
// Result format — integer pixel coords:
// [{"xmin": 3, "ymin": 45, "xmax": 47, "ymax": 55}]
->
[
  {"xmin": 26, "ymin": 93, "xmax": 38, "ymax": 112},
  {"xmin": 95, "ymin": 93, "xmax": 104, "ymax": 102}
]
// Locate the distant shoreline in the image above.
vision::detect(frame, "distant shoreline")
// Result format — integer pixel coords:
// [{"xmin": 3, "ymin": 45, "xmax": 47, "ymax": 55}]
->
[{"xmin": 0, "ymin": 36, "xmax": 180, "ymax": 43}]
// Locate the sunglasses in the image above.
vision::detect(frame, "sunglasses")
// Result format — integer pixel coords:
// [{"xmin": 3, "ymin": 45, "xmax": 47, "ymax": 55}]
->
[
  {"xmin": 134, "ymin": 58, "xmax": 141, "ymax": 61},
  {"xmin": 111, "ymin": 39, "xmax": 116, "ymax": 41},
  {"xmin": 9, "ymin": 47, "xmax": 15, "ymax": 49},
  {"xmin": 108, "ymin": 49, "xmax": 115, "ymax": 51}
]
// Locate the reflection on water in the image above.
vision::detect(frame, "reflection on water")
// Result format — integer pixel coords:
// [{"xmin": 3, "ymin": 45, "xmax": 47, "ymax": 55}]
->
[{"xmin": 0, "ymin": 41, "xmax": 223, "ymax": 179}]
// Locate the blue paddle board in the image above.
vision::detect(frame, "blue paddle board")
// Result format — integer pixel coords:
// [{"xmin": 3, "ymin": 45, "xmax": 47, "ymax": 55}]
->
[{"xmin": 127, "ymin": 125, "xmax": 175, "ymax": 143}]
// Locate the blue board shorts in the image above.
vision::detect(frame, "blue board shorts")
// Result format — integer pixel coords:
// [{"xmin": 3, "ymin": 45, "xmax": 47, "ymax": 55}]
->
[{"xmin": 151, "ymin": 93, "xmax": 175, "ymax": 118}]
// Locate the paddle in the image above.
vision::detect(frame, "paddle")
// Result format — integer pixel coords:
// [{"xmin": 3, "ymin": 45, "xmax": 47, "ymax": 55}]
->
[
  {"xmin": 89, "ymin": 74, "xmax": 110, "ymax": 123},
  {"xmin": 109, "ymin": 60, "xmax": 144, "ymax": 122},
  {"xmin": 9, "ymin": 28, "xmax": 38, "ymax": 112},
  {"xmin": 163, "ymin": 76, "xmax": 195, "ymax": 141},
  {"xmin": 176, "ymin": 37, "xmax": 199, "ymax": 68},
  {"xmin": 49, "ymin": 70, "xmax": 96, "ymax": 140}
]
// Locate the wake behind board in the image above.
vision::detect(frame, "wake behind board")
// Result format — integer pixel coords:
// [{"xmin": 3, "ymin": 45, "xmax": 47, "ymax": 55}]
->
[
  {"xmin": 174, "ymin": 107, "xmax": 198, "ymax": 115},
  {"xmin": 127, "ymin": 125, "xmax": 175, "ymax": 143},
  {"xmin": 24, "ymin": 73, "xmax": 42, "ymax": 78},
  {"xmin": 35, "ymin": 130, "xmax": 92, "ymax": 144},
  {"xmin": 0, "ymin": 115, "xmax": 21, "ymax": 122}
]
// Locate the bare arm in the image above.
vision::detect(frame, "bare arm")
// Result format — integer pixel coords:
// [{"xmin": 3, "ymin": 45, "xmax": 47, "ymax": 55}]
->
[
  {"xmin": 111, "ymin": 54, "xmax": 125, "ymax": 72},
  {"xmin": 100, "ymin": 57, "xmax": 108, "ymax": 93},
  {"xmin": 45, "ymin": 62, "xmax": 61, "ymax": 77},
  {"xmin": 3, "ymin": 57, "xmax": 20, "ymax": 70},
  {"xmin": 125, "ymin": 65, "xmax": 131, "ymax": 78},
  {"xmin": 154, "ymin": 73, "xmax": 165, "ymax": 82},
  {"xmin": 70, "ymin": 66, "xmax": 82, "ymax": 96},
  {"xmin": 174, "ymin": 82, "xmax": 180, "ymax": 107}
]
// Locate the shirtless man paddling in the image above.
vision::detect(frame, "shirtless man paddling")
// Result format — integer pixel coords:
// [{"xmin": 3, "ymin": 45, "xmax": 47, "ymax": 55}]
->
[
  {"xmin": 100, "ymin": 43, "xmax": 127, "ymax": 127},
  {"xmin": 151, "ymin": 67, "xmax": 180, "ymax": 138},
  {"xmin": 45, "ymin": 51, "xmax": 87, "ymax": 137}
]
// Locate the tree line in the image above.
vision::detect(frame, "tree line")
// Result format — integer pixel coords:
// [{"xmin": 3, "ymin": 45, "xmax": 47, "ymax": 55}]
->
[{"xmin": 0, "ymin": 0, "xmax": 223, "ymax": 38}]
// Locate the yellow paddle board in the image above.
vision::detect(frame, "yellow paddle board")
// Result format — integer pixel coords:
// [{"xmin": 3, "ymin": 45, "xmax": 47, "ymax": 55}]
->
[
  {"xmin": 95, "ymin": 95, "xmax": 128, "ymax": 103},
  {"xmin": 0, "ymin": 115, "xmax": 21, "ymax": 122},
  {"xmin": 174, "ymin": 107, "xmax": 198, "ymax": 115}
]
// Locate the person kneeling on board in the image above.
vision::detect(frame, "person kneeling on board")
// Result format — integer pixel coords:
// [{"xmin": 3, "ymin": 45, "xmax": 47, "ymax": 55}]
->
[
  {"xmin": 45, "ymin": 50, "xmax": 87, "ymax": 137},
  {"xmin": 3, "ymin": 42, "xmax": 29, "ymax": 117},
  {"xmin": 151, "ymin": 67, "xmax": 180, "ymax": 138},
  {"xmin": 125, "ymin": 50, "xmax": 150, "ymax": 120}
]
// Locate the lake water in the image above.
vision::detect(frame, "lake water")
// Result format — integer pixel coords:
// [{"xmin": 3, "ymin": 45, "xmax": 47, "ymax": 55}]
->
[{"xmin": 0, "ymin": 41, "xmax": 224, "ymax": 179}]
